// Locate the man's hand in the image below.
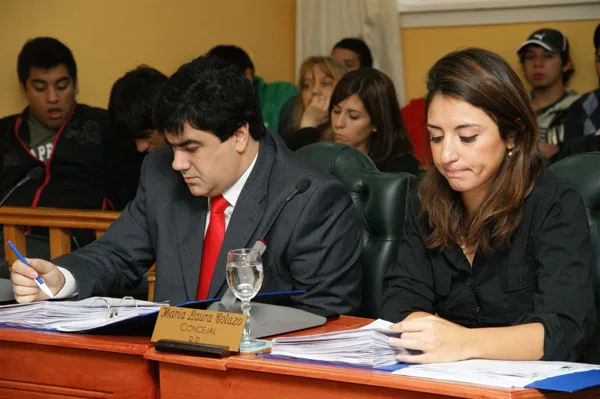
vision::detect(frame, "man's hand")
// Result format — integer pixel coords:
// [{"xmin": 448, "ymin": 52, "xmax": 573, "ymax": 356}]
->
[
  {"xmin": 389, "ymin": 314, "xmax": 473, "ymax": 363},
  {"xmin": 11, "ymin": 258, "xmax": 65, "ymax": 303},
  {"xmin": 299, "ymin": 94, "xmax": 331, "ymax": 128}
]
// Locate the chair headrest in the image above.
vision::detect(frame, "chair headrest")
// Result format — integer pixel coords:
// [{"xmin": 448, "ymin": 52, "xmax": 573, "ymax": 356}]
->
[
  {"xmin": 548, "ymin": 152, "xmax": 600, "ymax": 209},
  {"xmin": 297, "ymin": 142, "xmax": 376, "ymax": 191}
]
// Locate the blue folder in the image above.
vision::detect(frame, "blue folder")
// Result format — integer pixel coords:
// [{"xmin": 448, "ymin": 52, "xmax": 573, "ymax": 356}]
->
[
  {"xmin": 0, "ymin": 290, "xmax": 305, "ymax": 335},
  {"xmin": 525, "ymin": 369, "xmax": 600, "ymax": 392}
]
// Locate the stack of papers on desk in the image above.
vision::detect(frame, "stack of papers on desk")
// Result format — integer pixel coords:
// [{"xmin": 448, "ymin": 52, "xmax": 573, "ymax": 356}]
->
[
  {"xmin": 271, "ymin": 319, "xmax": 406, "ymax": 367},
  {"xmin": 393, "ymin": 359, "xmax": 600, "ymax": 392},
  {"xmin": 0, "ymin": 297, "xmax": 163, "ymax": 332}
]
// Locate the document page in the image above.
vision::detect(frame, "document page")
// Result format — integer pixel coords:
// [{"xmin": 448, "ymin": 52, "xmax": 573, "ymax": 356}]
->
[
  {"xmin": 0, "ymin": 297, "xmax": 164, "ymax": 332},
  {"xmin": 271, "ymin": 319, "xmax": 406, "ymax": 367},
  {"xmin": 392, "ymin": 359, "xmax": 600, "ymax": 388}
]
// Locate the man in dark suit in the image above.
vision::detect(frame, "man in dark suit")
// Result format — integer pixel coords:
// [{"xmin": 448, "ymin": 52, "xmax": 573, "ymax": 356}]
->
[{"xmin": 10, "ymin": 56, "xmax": 363, "ymax": 314}]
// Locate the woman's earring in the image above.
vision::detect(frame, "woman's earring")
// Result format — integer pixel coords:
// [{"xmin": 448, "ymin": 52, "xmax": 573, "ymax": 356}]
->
[{"xmin": 507, "ymin": 148, "xmax": 513, "ymax": 158}]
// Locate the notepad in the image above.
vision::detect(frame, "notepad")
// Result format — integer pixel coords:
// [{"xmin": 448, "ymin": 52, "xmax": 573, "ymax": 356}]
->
[
  {"xmin": 0, "ymin": 297, "xmax": 164, "ymax": 332},
  {"xmin": 270, "ymin": 319, "xmax": 407, "ymax": 367}
]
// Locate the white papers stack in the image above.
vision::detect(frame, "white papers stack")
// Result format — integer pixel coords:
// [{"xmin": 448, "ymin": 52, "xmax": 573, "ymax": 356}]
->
[
  {"xmin": 0, "ymin": 297, "xmax": 164, "ymax": 332},
  {"xmin": 271, "ymin": 319, "xmax": 405, "ymax": 367},
  {"xmin": 392, "ymin": 359, "xmax": 600, "ymax": 389}
]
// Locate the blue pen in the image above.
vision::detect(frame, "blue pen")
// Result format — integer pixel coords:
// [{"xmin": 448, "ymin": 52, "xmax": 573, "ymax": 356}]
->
[{"xmin": 7, "ymin": 241, "xmax": 54, "ymax": 298}]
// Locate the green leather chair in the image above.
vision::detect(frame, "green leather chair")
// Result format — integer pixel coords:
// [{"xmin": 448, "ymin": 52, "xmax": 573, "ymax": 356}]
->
[
  {"xmin": 297, "ymin": 142, "xmax": 418, "ymax": 318},
  {"xmin": 548, "ymin": 152, "xmax": 600, "ymax": 363},
  {"xmin": 548, "ymin": 153, "xmax": 600, "ymax": 304}
]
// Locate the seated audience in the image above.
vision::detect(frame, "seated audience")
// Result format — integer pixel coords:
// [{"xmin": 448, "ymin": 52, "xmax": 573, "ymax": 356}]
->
[
  {"xmin": 10, "ymin": 56, "xmax": 363, "ymax": 315},
  {"xmin": 401, "ymin": 98, "xmax": 430, "ymax": 165},
  {"xmin": 207, "ymin": 45, "xmax": 297, "ymax": 132},
  {"xmin": 279, "ymin": 39, "xmax": 371, "ymax": 135},
  {"xmin": 331, "ymin": 37, "xmax": 373, "ymax": 71},
  {"xmin": 0, "ymin": 37, "xmax": 118, "ymax": 275},
  {"xmin": 280, "ymin": 56, "xmax": 347, "ymax": 150},
  {"xmin": 107, "ymin": 65, "xmax": 168, "ymax": 208},
  {"xmin": 517, "ymin": 28, "xmax": 579, "ymax": 161},
  {"xmin": 329, "ymin": 68, "xmax": 419, "ymax": 174},
  {"xmin": 558, "ymin": 23, "xmax": 600, "ymax": 160},
  {"xmin": 381, "ymin": 48, "xmax": 598, "ymax": 363}
]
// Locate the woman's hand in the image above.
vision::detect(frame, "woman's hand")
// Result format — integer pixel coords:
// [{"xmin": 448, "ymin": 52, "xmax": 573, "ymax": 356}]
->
[
  {"xmin": 300, "ymin": 94, "xmax": 330, "ymax": 128},
  {"xmin": 389, "ymin": 314, "xmax": 473, "ymax": 363}
]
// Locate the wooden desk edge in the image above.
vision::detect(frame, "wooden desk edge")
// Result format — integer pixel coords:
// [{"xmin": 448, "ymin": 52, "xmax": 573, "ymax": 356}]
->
[
  {"xmin": 0, "ymin": 327, "xmax": 153, "ymax": 355},
  {"xmin": 224, "ymin": 356, "xmax": 544, "ymax": 398}
]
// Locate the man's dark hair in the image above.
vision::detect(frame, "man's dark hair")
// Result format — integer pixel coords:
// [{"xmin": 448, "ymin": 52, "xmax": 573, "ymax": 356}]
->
[
  {"xmin": 207, "ymin": 45, "xmax": 254, "ymax": 75},
  {"xmin": 153, "ymin": 56, "xmax": 265, "ymax": 141},
  {"xmin": 108, "ymin": 65, "xmax": 168, "ymax": 140},
  {"xmin": 17, "ymin": 37, "xmax": 77, "ymax": 86},
  {"xmin": 333, "ymin": 38, "xmax": 373, "ymax": 68}
]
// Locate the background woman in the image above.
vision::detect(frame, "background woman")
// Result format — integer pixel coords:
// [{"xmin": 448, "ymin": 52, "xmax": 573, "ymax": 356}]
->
[
  {"xmin": 279, "ymin": 56, "xmax": 346, "ymax": 150},
  {"xmin": 381, "ymin": 48, "xmax": 598, "ymax": 363},
  {"xmin": 329, "ymin": 68, "xmax": 419, "ymax": 174}
]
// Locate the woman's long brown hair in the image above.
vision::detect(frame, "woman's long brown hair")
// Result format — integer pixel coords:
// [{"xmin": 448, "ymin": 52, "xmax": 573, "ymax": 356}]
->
[
  {"xmin": 329, "ymin": 68, "xmax": 414, "ymax": 164},
  {"xmin": 419, "ymin": 48, "xmax": 545, "ymax": 256}
]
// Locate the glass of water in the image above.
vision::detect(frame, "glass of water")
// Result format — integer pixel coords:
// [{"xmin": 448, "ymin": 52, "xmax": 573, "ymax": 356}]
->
[{"xmin": 226, "ymin": 248, "xmax": 264, "ymax": 351}]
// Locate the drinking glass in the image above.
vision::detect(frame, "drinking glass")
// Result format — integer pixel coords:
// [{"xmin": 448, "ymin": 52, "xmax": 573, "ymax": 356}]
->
[{"xmin": 225, "ymin": 248, "xmax": 264, "ymax": 351}]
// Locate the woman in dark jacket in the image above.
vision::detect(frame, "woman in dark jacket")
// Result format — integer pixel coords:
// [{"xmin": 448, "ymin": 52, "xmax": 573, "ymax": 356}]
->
[
  {"xmin": 382, "ymin": 48, "xmax": 598, "ymax": 364},
  {"xmin": 329, "ymin": 68, "xmax": 419, "ymax": 175}
]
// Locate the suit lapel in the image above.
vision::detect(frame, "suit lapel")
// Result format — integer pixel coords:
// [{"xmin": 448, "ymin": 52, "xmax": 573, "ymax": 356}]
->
[
  {"xmin": 174, "ymin": 195, "xmax": 208, "ymax": 301},
  {"xmin": 207, "ymin": 135, "xmax": 275, "ymax": 298}
]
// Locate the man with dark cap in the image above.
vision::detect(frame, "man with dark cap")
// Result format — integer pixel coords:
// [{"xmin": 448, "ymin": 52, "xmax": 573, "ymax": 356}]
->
[
  {"xmin": 557, "ymin": 24, "xmax": 600, "ymax": 159},
  {"xmin": 518, "ymin": 28, "xmax": 579, "ymax": 161}
]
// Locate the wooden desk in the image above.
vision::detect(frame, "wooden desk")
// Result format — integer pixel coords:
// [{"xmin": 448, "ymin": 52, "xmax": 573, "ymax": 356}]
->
[
  {"xmin": 146, "ymin": 316, "xmax": 600, "ymax": 399},
  {"xmin": 0, "ymin": 327, "xmax": 157, "ymax": 399}
]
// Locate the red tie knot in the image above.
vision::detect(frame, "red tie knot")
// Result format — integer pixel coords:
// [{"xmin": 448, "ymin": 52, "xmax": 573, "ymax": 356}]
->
[{"xmin": 210, "ymin": 195, "xmax": 229, "ymax": 214}]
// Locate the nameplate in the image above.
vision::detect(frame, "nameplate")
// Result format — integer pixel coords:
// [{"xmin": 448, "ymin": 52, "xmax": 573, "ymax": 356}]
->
[{"xmin": 151, "ymin": 306, "xmax": 246, "ymax": 352}]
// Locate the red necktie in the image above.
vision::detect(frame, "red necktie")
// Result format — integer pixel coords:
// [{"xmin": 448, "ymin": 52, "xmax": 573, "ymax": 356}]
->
[{"xmin": 196, "ymin": 195, "xmax": 229, "ymax": 300}]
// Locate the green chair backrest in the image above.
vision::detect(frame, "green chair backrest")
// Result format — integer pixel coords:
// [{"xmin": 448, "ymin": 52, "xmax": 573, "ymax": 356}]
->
[
  {"xmin": 548, "ymin": 152, "xmax": 600, "ymax": 309},
  {"xmin": 298, "ymin": 142, "xmax": 418, "ymax": 318}
]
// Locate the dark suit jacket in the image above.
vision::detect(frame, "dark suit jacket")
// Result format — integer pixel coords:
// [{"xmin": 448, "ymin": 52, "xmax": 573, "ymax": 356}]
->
[{"xmin": 55, "ymin": 132, "xmax": 363, "ymax": 314}]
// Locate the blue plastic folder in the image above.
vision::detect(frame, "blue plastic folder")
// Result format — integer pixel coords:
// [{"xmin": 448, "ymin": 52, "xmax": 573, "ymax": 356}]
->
[
  {"xmin": 0, "ymin": 290, "xmax": 304, "ymax": 335},
  {"xmin": 75, "ymin": 289, "xmax": 305, "ymax": 335},
  {"xmin": 263, "ymin": 356, "xmax": 600, "ymax": 393},
  {"xmin": 525, "ymin": 369, "xmax": 600, "ymax": 392}
]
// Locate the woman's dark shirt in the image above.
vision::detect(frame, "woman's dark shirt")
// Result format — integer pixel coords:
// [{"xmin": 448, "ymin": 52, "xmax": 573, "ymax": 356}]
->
[
  {"xmin": 283, "ymin": 127, "xmax": 421, "ymax": 176},
  {"xmin": 380, "ymin": 172, "xmax": 598, "ymax": 362},
  {"xmin": 281, "ymin": 126, "xmax": 321, "ymax": 151},
  {"xmin": 376, "ymin": 153, "xmax": 420, "ymax": 175}
]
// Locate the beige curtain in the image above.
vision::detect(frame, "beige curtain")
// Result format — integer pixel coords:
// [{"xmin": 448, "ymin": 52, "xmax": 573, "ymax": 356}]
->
[{"xmin": 295, "ymin": 0, "xmax": 406, "ymax": 105}]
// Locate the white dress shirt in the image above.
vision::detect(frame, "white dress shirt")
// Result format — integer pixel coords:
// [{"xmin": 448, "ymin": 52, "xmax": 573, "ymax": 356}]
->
[{"xmin": 55, "ymin": 154, "xmax": 258, "ymax": 299}]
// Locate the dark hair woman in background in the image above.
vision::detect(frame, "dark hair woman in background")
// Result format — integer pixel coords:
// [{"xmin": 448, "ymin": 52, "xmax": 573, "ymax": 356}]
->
[{"xmin": 329, "ymin": 68, "xmax": 419, "ymax": 175}]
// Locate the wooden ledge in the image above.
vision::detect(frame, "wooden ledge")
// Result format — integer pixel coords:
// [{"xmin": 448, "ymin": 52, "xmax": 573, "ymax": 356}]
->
[{"xmin": 0, "ymin": 206, "xmax": 120, "ymax": 230}]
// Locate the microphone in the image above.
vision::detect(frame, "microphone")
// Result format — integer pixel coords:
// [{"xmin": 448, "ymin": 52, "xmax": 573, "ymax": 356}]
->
[
  {"xmin": 252, "ymin": 178, "xmax": 312, "ymax": 255},
  {"xmin": 217, "ymin": 178, "xmax": 311, "ymax": 309},
  {"xmin": 0, "ymin": 166, "xmax": 44, "ymax": 207}
]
